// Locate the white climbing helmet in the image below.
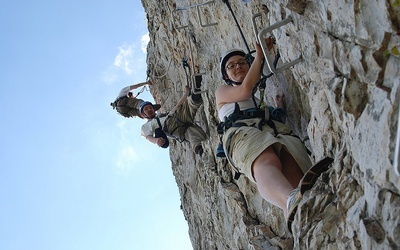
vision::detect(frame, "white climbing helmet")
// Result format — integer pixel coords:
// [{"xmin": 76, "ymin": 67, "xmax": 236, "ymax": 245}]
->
[{"xmin": 219, "ymin": 49, "xmax": 247, "ymax": 84}]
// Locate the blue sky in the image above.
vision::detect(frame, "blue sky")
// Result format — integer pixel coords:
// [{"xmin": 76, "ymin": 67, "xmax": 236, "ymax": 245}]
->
[{"xmin": 0, "ymin": 1, "xmax": 192, "ymax": 249}]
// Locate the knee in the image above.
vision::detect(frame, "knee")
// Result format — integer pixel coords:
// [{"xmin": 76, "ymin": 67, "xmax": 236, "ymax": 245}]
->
[{"xmin": 254, "ymin": 147, "xmax": 282, "ymax": 169}]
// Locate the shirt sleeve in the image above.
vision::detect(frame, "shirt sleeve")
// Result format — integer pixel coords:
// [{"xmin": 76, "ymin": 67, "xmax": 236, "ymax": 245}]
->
[
  {"xmin": 116, "ymin": 86, "xmax": 131, "ymax": 99},
  {"xmin": 141, "ymin": 120, "xmax": 156, "ymax": 137}
]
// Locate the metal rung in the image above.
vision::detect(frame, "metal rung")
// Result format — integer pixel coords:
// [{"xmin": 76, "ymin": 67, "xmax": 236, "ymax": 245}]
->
[
  {"xmin": 197, "ymin": 1, "xmax": 218, "ymax": 28},
  {"xmin": 172, "ymin": 0, "xmax": 217, "ymax": 30},
  {"xmin": 185, "ymin": 31, "xmax": 207, "ymax": 95},
  {"xmin": 394, "ymin": 104, "xmax": 400, "ymax": 176},
  {"xmin": 255, "ymin": 15, "xmax": 302, "ymax": 74},
  {"xmin": 252, "ymin": 13, "xmax": 262, "ymax": 44},
  {"xmin": 172, "ymin": 9, "xmax": 189, "ymax": 30},
  {"xmin": 192, "ymin": 73, "xmax": 207, "ymax": 94}
]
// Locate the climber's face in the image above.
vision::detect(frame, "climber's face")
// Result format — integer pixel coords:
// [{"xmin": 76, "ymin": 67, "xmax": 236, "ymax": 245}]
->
[
  {"xmin": 141, "ymin": 104, "xmax": 155, "ymax": 119},
  {"xmin": 225, "ymin": 55, "xmax": 249, "ymax": 83}
]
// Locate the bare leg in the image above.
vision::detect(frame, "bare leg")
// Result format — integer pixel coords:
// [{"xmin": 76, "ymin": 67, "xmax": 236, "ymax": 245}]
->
[
  {"xmin": 252, "ymin": 146, "xmax": 294, "ymax": 217},
  {"xmin": 275, "ymin": 94, "xmax": 287, "ymax": 123},
  {"xmin": 280, "ymin": 149, "xmax": 304, "ymax": 188},
  {"xmin": 275, "ymin": 93, "xmax": 286, "ymax": 109}
]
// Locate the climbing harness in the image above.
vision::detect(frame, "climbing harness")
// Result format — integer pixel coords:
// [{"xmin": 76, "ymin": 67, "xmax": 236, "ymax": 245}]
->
[{"xmin": 163, "ymin": 112, "xmax": 199, "ymax": 144}]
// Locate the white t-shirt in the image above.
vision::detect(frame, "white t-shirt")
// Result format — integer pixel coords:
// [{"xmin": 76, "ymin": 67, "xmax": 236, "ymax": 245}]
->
[
  {"xmin": 116, "ymin": 86, "xmax": 131, "ymax": 100},
  {"xmin": 141, "ymin": 116, "xmax": 168, "ymax": 137}
]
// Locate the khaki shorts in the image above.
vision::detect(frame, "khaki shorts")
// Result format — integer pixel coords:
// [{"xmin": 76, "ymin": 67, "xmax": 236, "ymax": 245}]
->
[
  {"xmin": 164, "ymin": 96, "xmax": 206, "ymax": 148},
  {"xmin": 223, "ymin": 118, "xmax": 311, "ymax": 183}
]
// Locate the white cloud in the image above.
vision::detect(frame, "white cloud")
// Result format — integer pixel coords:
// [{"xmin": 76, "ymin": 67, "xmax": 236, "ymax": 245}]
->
[
  {"xmin": 114, "ymin": 44, "xmax": 135, "ymax": 75},
  {"xmin": 116, "ymin": 145, "xmax": 139, "ymax": 170},
  {"xmin": 102, "ymin": 40, "xmax": 149, "ymax": 86},
  {"xmin": 114, "ymin": 120, "xmax": 140, "ymax": 170},
  {"xmin": 141, "ymin": 33, "xmax": 150, "ymax": 53},
  {"xmin": 102, "ymin": 68, "xmax": 118, "ymax": 85}
]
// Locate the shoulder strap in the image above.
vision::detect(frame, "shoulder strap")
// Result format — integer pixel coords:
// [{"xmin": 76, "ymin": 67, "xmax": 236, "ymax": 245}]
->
[
  {"xmin": 154, "ymin": 116, "xmax": 170, "ymax": 148},
  {"xmin": 158, "ymin": 112, "xmax": 169, "ymax": 118},
  {"xmin": 155, "ymin": 117, "xmax": 162, "ymax": 129}
]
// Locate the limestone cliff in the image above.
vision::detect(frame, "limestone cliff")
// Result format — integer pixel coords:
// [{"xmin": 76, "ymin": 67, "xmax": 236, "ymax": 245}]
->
[{"xmin": 141, "ymin": 0, "xmax": 400, "ymax": 249}]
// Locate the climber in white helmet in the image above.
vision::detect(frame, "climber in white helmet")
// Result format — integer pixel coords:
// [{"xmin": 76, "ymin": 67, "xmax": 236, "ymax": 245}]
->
[{"xmin": 215, "ymin": 38, "xmax": 333, "ymax": 233}]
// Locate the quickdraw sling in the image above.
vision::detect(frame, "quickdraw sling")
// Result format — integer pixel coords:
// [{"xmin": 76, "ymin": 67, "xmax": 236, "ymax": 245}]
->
[{"xmin": 164, "ymin": 113, "xmax": 196, "ymax": 144}]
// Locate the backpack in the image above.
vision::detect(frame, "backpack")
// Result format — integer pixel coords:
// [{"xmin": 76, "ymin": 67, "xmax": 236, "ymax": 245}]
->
[{"xmin": 110, "ymin": 96, "xmax": 143, "ymax": 118}]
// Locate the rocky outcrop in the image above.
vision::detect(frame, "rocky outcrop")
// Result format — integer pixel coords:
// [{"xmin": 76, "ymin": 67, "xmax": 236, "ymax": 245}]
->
[{"xmin": 141, "ymin": 0, "xmax": 400, "ymax": 249}]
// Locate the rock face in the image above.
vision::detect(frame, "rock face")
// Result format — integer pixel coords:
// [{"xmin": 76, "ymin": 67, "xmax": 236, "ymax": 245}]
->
[{"xmin": 141, "ymin": 0, "xmax": 400, "ymax": 249}]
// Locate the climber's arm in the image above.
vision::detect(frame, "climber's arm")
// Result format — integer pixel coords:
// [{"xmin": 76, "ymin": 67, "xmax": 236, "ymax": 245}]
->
[
  {"xmin": 145, "ymin": 135, "xmax": 166, "ymax": 147},
  {"xmin": 170, "ymin": 85, "xmax": 189, "ymax": 114},
  {"xmin": 130, "ymin": 80, "xmax": 152, "ymax": 90}
]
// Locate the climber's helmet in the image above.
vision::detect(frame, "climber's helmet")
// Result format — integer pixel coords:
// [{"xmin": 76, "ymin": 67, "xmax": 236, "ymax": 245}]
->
[
  {"xmin": 220, "ymin": 49, "xmax": 247, "ymax": 85},
  {"xmin": 139, "ymin": 101, "xmax": 154, "ymax": 114},
  {"xmin": 139, "ymin": 101, "xmax": 161, "ymax": 118}
]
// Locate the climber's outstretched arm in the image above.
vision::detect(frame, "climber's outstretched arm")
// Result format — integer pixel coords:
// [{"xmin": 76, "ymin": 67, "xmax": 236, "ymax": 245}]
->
[
  {"xmin": 129, "ymin": 80, "xmax": 152, "ymax": 90},
  {"xmin": 170, "ymin": 86, "xmax": 189, "ymax": 114}
]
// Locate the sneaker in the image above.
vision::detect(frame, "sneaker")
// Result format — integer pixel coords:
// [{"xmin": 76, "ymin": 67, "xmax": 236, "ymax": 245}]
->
[
  {"xmin": 194, "ymin": 74, "xmax": 202, "ymax": 90},
  {"xmin": 299, "ymin": 157, "xmax": 334, "ymax": 194},
  {"xmin": 194, "ymin": 145, "xmax": 204, "ymax": 157},
  {"xmin": 286, "ymin": 187, "xmax": 302, "ymax": 233},
  {"xmin": 286, "ymin": 157, "xmax": 334, "ymax": 233}
]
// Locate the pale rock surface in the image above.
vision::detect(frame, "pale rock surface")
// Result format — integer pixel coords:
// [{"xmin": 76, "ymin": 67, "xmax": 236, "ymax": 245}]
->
[{"xmin": 141, "ymin": 0, "xmax": 400, "ymax": 249}]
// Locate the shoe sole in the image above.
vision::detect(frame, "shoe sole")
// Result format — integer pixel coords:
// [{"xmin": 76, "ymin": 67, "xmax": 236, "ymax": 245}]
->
[
  {"xmin": 286, "ymin": 156, "xmax": 334, "ymax": 233},
  {"xmin": 286, "ymin": 189, "xmax": 302, "ymax": 234},
  {"xmin": 300, "ymin": 157, "xmax": 334, "ymax": 194}
]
